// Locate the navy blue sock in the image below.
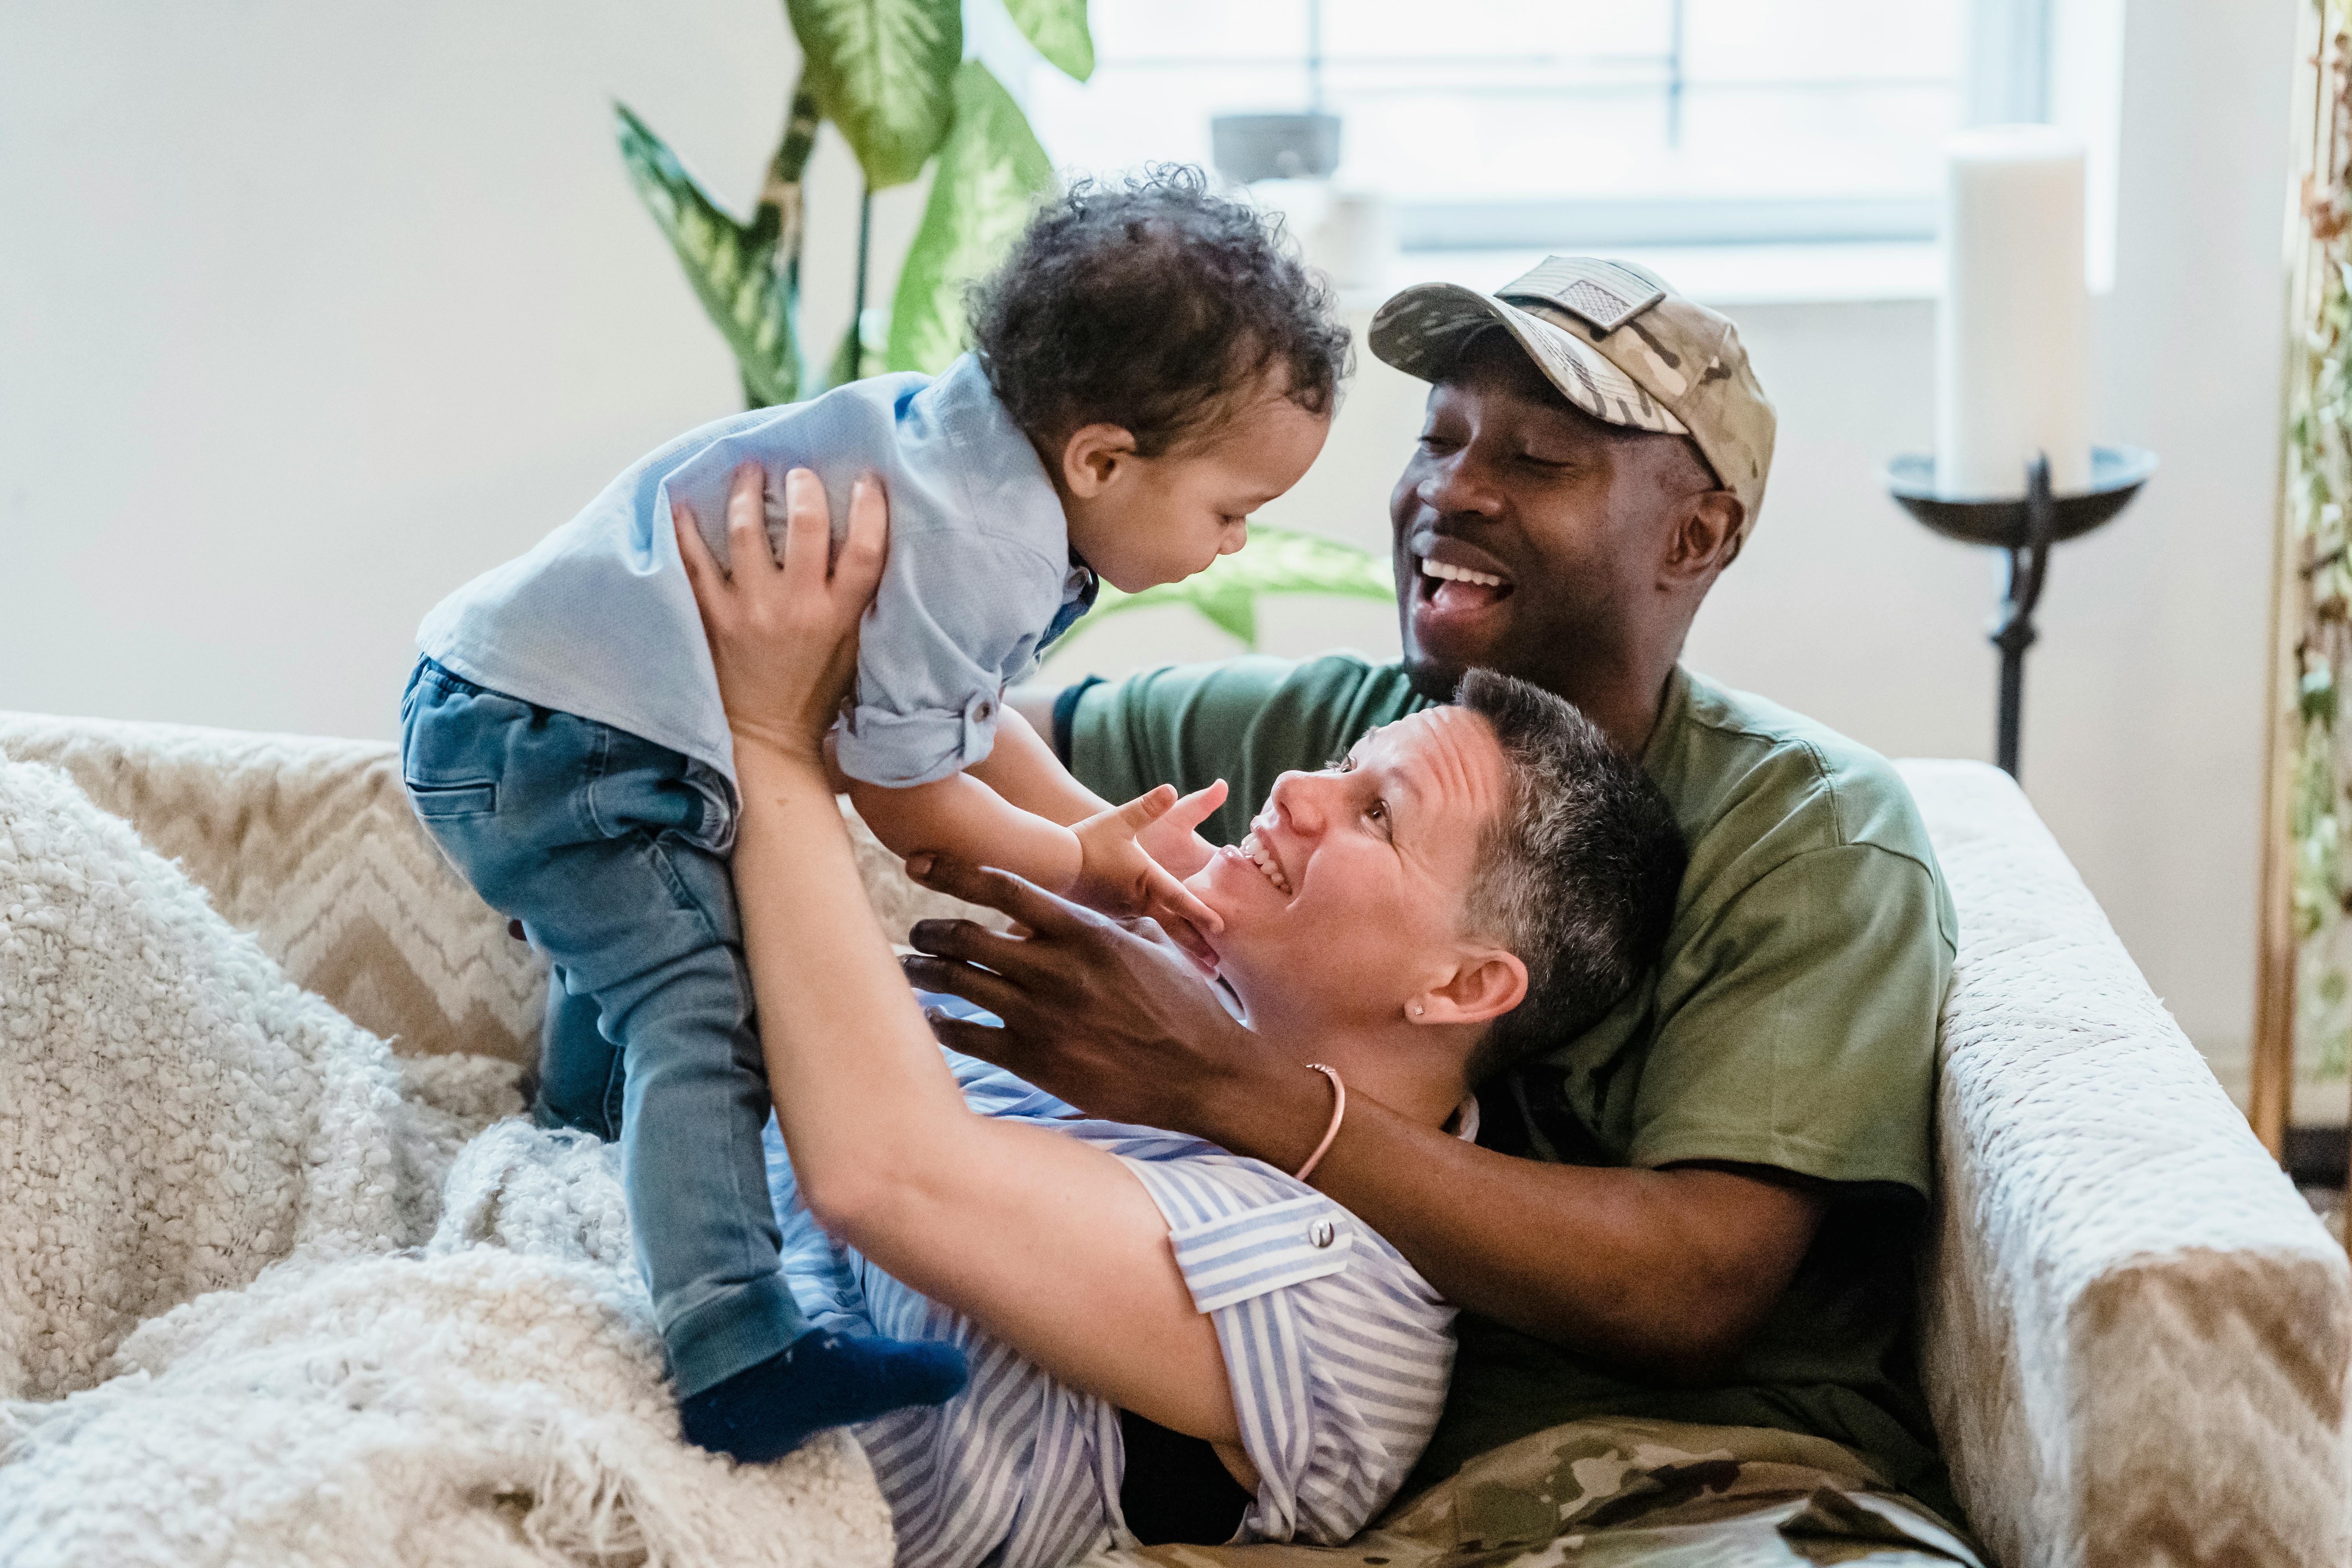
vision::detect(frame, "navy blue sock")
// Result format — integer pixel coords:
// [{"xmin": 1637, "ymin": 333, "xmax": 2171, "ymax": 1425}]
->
[{"xmin": 679, "ymin": 1326, "xmax": 969, "ymax": 1464}]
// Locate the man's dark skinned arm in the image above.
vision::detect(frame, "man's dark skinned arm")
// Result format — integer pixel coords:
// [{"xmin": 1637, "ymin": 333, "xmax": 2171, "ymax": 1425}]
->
[
  {"xmin": 1236, "ymin": 1090, "xmax": 1825, "ymax": 1376},
  {"xmin": 899, "ymin": 859, "xmax": 1826, "ymax": 1380}
]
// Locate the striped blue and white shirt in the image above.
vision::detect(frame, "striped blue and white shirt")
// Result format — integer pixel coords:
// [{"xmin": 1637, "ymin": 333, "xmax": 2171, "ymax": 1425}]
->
[{"xmin": 764, "ymin": 1046, "xmax": 1460, "ymax": 1568}]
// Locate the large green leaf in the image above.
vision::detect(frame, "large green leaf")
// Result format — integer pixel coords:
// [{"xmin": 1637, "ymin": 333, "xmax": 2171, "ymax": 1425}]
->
[
  {"xmin": 886, "ymin": 60, "xmax": 1056, "ymax": 374},
  {"xmin": 615, "ymin": 102, "xmax": 800, "ymax": 406},
  {"xmin": 1003, "ymin": 0, "xmax": 1093, "ymax": 80},
  {"xmin": 1060, "ymin": 525, "xmax": 1397, "ymax": 652},
  {"xmin": 786, "ymin": 0, "xmax": 962, "ymax": 189}
]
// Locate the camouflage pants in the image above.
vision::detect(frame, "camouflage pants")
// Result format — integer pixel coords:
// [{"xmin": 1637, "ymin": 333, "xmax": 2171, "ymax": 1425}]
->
[{"xmin": 1089, "ymin": 1419, "xmax": 1984, "ymax": 1568}]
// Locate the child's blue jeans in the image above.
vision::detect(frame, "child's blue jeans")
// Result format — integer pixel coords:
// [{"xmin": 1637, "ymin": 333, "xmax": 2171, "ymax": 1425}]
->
[{"xmin": 399, "ymin": 655, "xmax": 805, "ymax": 1397}]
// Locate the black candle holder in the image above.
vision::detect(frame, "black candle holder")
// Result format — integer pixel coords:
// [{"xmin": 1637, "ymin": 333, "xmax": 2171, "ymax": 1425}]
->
[{"xmin": 1883, "ymin": 445, "xmax": 2157, "ymax": 779}]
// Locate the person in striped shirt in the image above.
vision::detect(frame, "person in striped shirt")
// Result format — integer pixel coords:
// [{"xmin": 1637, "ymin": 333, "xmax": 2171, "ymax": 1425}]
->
[{"xmin": 671, "ymin": 464, "xmax": 1684, "ymax": 1565}]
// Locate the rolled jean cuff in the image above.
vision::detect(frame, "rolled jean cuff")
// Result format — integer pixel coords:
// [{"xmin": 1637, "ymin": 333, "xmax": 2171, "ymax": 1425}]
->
[{"xmin": 664, "ymin": 1270, "xmax": 810, "ymax": 1397}]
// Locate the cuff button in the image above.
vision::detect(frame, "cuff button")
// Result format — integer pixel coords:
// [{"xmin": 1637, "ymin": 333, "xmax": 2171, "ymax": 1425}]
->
[{"xmin": 1307, "ymin": 1218, "xmax": 1336, "ymax": 1249}]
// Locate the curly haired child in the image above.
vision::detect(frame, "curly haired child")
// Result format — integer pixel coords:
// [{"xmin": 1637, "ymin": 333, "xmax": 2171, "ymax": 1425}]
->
[{"xmin": 401, "ymin": 169, "xmax": 1351, "ymax": 1463}]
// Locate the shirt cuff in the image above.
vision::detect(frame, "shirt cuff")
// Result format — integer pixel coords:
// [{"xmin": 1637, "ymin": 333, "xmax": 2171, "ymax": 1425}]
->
[
  {"xmin": 834, "ymin": 692, "xmax": 1002, "ymax": 788},
  {"xmin": 1163, "ymin": 1192, "xmax": 1356, "ymax": 1313}
]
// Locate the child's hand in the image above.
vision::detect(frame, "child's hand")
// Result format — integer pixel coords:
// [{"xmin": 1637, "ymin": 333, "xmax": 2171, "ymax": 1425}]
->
[
  {"xmin": 1070, "ymin": 786, "xmax": 1225, "ymax": 944},
  {"xmin": 1134, "ymin": 778, "xmax": 1226, "ymax": 880}
]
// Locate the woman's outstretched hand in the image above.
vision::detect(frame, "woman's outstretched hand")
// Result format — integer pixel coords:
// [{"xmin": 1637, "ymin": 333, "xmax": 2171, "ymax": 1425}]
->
[{"xmin": 674, "ymin": 462, "xmax": 887, "ymax": 763}]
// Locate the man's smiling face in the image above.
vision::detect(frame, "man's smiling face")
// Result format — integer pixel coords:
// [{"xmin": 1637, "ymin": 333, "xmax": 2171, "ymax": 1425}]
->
[{"xmin": 1390, "ymin": 332, "xmax": 1715, "ymax": 704}]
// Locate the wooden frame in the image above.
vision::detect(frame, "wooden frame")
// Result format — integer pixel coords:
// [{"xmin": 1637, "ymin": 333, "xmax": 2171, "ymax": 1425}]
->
[{"xmin": 2255, "ymin": 0, "xmax": 2346, "ymax": 1177}]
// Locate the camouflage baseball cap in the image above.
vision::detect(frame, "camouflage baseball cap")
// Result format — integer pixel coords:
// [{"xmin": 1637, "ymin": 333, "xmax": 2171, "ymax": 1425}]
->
[{"xmin": 1369, "ymin": 256, "xmax": 1777, "ymax": 537}]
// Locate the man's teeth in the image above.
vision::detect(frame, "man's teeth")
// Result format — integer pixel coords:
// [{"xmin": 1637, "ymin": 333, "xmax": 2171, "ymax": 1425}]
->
[
  {"xmin": 1419, "ymin": 557, "xmax": 1506, "ymax": 588},
  {"xmin": 1237, "ymin": 832, "xmax": 1292, "ymax": 894}
]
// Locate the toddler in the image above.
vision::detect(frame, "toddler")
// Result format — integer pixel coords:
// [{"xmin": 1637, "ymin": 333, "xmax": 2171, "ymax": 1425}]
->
[{"xmin": 400, "ymin": 170, "xmax": 1350, "ymax": 1463}]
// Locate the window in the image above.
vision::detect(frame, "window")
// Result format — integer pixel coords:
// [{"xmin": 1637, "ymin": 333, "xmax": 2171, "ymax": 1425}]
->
[{"xmin": 993, "ymin": 0, "xmax": 2025, "ymax": 253}]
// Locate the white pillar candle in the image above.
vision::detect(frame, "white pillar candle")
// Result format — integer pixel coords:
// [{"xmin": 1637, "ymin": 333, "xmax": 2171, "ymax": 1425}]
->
[{"xmin": 1936, "ymin": 125, "xmax": 2091, "ymax": 499}]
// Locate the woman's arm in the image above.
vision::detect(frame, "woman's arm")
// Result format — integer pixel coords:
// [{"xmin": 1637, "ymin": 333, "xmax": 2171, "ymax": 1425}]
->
[
  {"xmin": 735, "ymin": 739, "xmax": 1242, "ymax": 1442},
  {"xmin": 676, "ymin": 463, "xmax": 1243, "ymax": 1447},
  {"xmin": 898, "ymin": 860, "xmax": 1826, "ymax": 1379}
]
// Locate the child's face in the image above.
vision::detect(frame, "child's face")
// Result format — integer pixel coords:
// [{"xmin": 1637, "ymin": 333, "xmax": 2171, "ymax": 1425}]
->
[{"xmin": 1059, "ymin": 388, "xmax": 1331, "ymax": 593}]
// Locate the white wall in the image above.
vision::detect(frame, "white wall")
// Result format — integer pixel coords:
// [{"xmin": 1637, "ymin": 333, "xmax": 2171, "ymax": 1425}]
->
[
  {"xmin": 0, "ymin": 0, "xmax": 2307, "ymax": 1107},
  {"xmin": 0, "ymin": 0, "xmax": 918, "ymax": 736}
]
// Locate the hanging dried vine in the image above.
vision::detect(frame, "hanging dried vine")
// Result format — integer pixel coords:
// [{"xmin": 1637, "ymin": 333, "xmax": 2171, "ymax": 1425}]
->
[{"xmin": 2287, "ymin": 2, "xmax": 2352, "ymax": 1077}]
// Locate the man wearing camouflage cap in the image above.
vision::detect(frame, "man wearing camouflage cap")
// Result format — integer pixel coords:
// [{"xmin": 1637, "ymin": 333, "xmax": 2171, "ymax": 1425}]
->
[{"xmin": 922, "ymin": 258, "xmax": 1968, "ymax": 1561}]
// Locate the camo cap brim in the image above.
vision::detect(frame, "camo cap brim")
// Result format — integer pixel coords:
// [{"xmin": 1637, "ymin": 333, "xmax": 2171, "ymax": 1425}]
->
[
  {"xmin": 1369, "ymin": 256, "xmax": 1777, "ymax": 539},
  {"xmin": 1369, "ymin": 283, "xmax": 1691, "ymax": 437}
]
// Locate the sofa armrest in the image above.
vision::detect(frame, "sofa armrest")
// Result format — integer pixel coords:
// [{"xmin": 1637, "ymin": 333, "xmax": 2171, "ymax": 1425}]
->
[
  {"xmin": 0, "ymin": 712, "xmax": 1004, "ymax": 1069},
  {"xmin": 1900, "ymin": 760, "xmax": 2350, "ymax": 1567}
]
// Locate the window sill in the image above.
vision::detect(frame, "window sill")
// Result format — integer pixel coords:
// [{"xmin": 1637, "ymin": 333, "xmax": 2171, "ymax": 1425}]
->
[{"xmin": 1335, "ymin": 240, "xmax": 1942, "ymax": 313}]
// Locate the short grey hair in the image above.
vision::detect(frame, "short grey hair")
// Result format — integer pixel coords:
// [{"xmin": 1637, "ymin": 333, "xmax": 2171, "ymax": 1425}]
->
[{"xmin": 1454, "ymin": 671, "xmax": 1686, "ymax": 1085}]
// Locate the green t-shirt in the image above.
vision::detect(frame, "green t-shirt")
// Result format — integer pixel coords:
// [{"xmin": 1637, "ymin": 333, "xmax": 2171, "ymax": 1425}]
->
[{"xmin": 1069, "ymin": 654, "xmax": 1961, "ymax": 1517}]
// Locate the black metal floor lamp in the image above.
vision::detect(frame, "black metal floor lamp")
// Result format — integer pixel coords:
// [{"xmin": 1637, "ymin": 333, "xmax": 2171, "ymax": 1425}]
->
[{"xmin": 1884, "ymin": 446, "xmax": 2157, "ymax": 779}]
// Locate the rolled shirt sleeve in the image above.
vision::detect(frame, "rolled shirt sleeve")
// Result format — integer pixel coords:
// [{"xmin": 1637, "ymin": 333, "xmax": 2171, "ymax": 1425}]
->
[
  {"xmin": 833, "ymin": 520, "xmax": 1071, "ymax": 789},
  {"xmin": 1117, "ymin": 1157, "xmax": 1457, "ymax": 1547}
]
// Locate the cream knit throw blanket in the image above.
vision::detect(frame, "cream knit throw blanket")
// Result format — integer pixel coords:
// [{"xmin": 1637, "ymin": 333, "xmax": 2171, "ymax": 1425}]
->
[{"xmin": 0, "ymin": 753, "xmax": 892, "ymax": 1566}]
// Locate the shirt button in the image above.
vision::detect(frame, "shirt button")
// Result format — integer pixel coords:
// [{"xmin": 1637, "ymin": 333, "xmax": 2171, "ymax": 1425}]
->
[
  {"xmin": 974, "ymin": 699, "xmax": 993, "ymax": 720},
  {"xmin": 1307, "ymin": 1219, "xmax": 1336, "ymax": 1249}
]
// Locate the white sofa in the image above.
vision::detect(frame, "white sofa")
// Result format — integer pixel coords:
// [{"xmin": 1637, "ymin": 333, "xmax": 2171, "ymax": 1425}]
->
[{"xmin": 0, "ymin": 711, "xmax": 2343, "ymax": 1567}]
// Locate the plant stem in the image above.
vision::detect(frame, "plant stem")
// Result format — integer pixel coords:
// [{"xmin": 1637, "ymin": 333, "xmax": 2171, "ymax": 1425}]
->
[
  {"xmin": 851, "ymin": 182, "xmax": 873, "ymax": 379},
  {"xmin": 759, "ymin": 78, "xmax": 822, "ymax": 299}
]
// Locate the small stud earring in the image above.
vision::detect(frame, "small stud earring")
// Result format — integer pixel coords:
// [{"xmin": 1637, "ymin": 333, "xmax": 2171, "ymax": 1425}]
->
[{"xmin": 1410, "ymin": 1002, "xmax": 1425, "ymax": 1018}]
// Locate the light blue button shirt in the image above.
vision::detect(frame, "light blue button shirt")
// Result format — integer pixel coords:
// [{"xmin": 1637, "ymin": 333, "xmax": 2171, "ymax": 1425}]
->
[{"xmin": 417, "ymin": 356, "xmax": 1091, "ymax": 813}]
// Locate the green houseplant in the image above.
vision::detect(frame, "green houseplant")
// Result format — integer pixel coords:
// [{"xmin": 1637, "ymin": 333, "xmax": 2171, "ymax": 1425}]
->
[
  {"xmin": 615, "ymin": 0, "xmax": 1068, "ymax": 400},
  {"xmin": 612, "ymin": 0, "xmax": 1396, "ymax": 650}
]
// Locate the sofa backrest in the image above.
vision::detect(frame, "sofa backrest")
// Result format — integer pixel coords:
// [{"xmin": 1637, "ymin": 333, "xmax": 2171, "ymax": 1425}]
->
[
  {"xmin": 0, "ymin": 711, "xmax": 1003, "ymax": 1069},
  {"xmin": 0, "ymin": 712, "xmax": 545, "ymax": 1064}
]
